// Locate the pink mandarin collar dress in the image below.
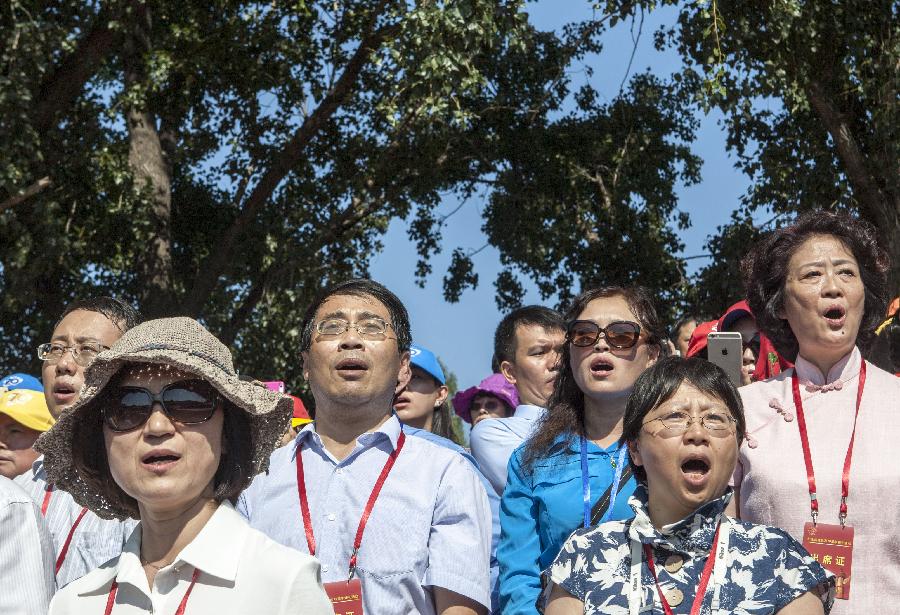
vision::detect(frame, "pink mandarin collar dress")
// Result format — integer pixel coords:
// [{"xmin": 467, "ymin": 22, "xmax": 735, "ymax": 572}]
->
[{"xmin": 734, "ymin": 346, "xmax": 900, "ymax": 614}]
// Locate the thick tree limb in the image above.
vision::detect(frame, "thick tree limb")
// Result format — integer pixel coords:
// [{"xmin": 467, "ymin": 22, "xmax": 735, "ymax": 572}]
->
[
  {"xmin": 181, "ymin": 3, "xmax": 398, "ymax": 317},
  {"xmin": 218, "ymin": 197, "xmax": 388, "ymax": 345},
  {"xmin": 805, "ymin": 80, "xmax": 893, "ymax": 225},
  {"xmin": 124, "ymin": 3, "xmax": 174, "ymax": 317},
  {"xmin": 32, "ymin": 10, "xmax": 118, "ymax": 133},
  {"xmin": 0, "ymin": 176, "xmax": 51, "ymax": 213}
]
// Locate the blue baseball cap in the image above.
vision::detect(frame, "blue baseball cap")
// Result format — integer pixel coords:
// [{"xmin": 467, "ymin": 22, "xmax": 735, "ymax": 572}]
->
[
  {"xmin": 0, "ymin": 373, "xmax": 43, "ymax": 392},
  {"xmin": 409, "ymin": 345, "xmax": 446, "ymax": 385}
]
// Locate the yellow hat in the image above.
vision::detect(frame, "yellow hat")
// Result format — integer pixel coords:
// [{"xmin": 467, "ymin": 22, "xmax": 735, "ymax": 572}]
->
[{"xmin": 0, "ymin": 388, "xmax": 55, "ymax": 432}]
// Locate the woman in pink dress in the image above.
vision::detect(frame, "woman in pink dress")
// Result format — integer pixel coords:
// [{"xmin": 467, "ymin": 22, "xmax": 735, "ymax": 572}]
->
[{"xmin": 731, "ymin": 210, "xmax": 900, "ymax": 614}]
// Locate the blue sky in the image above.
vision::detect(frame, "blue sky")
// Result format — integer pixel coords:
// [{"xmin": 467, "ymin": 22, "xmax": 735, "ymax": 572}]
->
[{"xmin": 370, "ymin": 2, "xmax": 755, "ymax": 389}]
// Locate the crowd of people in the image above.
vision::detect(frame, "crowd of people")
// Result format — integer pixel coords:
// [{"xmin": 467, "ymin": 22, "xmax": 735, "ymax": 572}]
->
[{"xmin": 2, "ymin": 210, "xmax": 898, "ymax": 615}]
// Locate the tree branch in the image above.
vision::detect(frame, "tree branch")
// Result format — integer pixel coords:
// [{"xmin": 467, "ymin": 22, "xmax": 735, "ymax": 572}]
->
[
  {"xmin": 32, "ymin": 9, "xmax": 119, "ymax": 133},
  {"xmin": 218, "ymin": 196, "xmax": 388, "ymax": 344},
  {"xmin": 182, "ymin": 2, "xmax": 398, "ymax": 317},
  {"xmin": 0, "ymin": 176, "xmax": 51, "ymax": 213},
  {"xmin": 805, "ymin": 80, "xmax": 891, "ymax": 226}
]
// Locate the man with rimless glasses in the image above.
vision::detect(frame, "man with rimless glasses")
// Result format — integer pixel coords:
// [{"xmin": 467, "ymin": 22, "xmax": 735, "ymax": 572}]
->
[
  {"xmin": 16, "ymin": 298, "xmax": 142, "ymax": 588},
  {"xmin": 239, "ymin": 279, "xmax": 492, "ymax": 615}
]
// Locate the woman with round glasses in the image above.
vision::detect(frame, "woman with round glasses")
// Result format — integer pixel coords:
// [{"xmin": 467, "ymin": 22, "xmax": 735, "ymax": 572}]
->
[
  {"xmin": 498, "ymin": 286, "xmax": 663, "ymax": 614},
  {"xmin": 37, "ymin": 317, "xmax": 332, "ymax": 614},
  {"xmin": 544, "ymin": 357, "xmax": 833, "ymax": 614}
]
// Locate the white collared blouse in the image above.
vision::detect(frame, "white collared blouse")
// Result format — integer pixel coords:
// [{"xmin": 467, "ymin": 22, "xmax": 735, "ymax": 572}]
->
[{"xmin": 47, "ymin": 501, "xmax": 333, "ymax": 615}]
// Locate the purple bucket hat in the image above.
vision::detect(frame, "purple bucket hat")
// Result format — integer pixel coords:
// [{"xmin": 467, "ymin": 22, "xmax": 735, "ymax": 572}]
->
[{"xmin": 452, "ymin": 373, "xmax": 519, "ymax": 424}]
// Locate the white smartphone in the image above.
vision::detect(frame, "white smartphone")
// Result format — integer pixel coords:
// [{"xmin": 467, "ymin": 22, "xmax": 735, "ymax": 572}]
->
[{"xmin": 706, "ymin": 331, "xmax": 743, "ymax": 387}]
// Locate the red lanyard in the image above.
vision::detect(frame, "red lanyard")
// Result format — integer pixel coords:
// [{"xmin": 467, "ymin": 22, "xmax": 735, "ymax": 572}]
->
[
  {"xmin": 296, "ymin": 431, "xmax": 406, "ymax": 579},
  {"xmin": 792, "ymin": 361, "xmax": 866, "ymax": 526},
  {"xmin": 41, "ymin": 485, "xmax": 89, "ymax": 574},
  {"xmin": 644, "ymin": 523, "xmax": 721, "ymax": 615},
  {"xmin": 104, "ymin": 567, "xmax": 200, "ymax": 615}
]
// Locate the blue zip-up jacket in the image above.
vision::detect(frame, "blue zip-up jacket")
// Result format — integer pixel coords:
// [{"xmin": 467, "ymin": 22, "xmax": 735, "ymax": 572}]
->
[{"xmin": 497, "ymin": 435, "xmax": 637, "ymax": 614}]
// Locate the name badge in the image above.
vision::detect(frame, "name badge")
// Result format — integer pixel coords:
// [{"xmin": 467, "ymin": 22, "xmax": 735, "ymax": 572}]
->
[
  {"xmin": 802, "ymin": 522, "xmax": 854, "ymax": 600},
  {"xmin": 324, "ymin": 579, "xmax": 364, "ymax": 615}
]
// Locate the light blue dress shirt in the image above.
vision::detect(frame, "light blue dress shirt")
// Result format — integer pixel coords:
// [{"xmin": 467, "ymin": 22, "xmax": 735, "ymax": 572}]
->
[
  {"xmin": 469, "ymin": 404, "xmax": 545, "ymax": 495},
  {"xmin": 497, "ymin": 434, "xmax": 637, "ymax": 615},
  {"xmin": 402, "ymin": 424, "xmax": 501, "ymax": 614},
  {"xmin": 0, "ymin": 476, "xmax": 55, "ymax": 615},
  {"xmin": 15, "ymin": 457, "xmax": 137, "ymax": 588},
  {"xmin": 238, "ymin": 414, "xmax": 492, "ymax": 615}
]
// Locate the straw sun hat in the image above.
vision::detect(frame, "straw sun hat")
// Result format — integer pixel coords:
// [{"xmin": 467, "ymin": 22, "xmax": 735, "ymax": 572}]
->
[{"xmin": 35, "ymin": 317, "xmax": 292, "ymax": 519}]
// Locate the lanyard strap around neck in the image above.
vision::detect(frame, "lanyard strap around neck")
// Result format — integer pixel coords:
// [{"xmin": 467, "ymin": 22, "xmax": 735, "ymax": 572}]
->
[
  {"xmin": 296, "ymin": 431, "xmax": 406, "ymax": 578},
  {"xmin": 104, "ymin": 566, "xmax": 200, "ymax": 615},
  {"xmin": 42, "ymin": 483, "xmax": 89, "ymax": 575},
  {"xmin": 791, "ymin": 360, "xmax": 866, "ymax": 526},
  {"xmin": 629, "ymin": 519, "xmax": 729, "ymax": 615},
  {"xmin": 579, "ymin": 437, "xmax": 628, "ymax": 528},
  {"xmin": 56, "ymin": 506, "xmax": 88, "ymax": 574},
  {"xmin": 41, "ymin": 485, "xmax": 53, "ymax": 516}
]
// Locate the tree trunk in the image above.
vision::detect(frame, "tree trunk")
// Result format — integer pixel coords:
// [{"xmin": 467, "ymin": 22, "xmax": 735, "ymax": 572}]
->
[
  {"xmin": 805, "ymin": 80, "xmax": 900, "ymax": 295},
  {"xmin": 123, "ymin": 5, "xmax": 174, "ymax": 318}
]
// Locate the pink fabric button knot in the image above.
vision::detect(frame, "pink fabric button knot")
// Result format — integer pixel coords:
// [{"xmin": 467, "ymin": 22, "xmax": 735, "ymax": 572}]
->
[
  {"xmin": 768, "ymin": 398, "xmax": 794, "ymax": 422},
  {"xmin": 804, "ymin": 380, "xmax": 844, "ymax": 393}
]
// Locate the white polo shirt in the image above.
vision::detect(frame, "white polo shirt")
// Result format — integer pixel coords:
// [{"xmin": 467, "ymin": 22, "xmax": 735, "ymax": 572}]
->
[{"xmin": 47, "ymin": 501, "xmax": 333, "ymax": 615}]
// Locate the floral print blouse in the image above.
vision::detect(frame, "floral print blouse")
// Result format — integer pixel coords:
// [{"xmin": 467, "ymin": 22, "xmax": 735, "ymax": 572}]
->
[{"xmin": 546, "ymin": 487, "xmax": 833, "ymax": 614}]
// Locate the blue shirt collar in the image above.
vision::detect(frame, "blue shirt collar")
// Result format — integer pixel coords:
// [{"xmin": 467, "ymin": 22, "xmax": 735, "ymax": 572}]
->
[{"xmin": 294, "ymin": 413, "xmax": 403, "ymax": 459}]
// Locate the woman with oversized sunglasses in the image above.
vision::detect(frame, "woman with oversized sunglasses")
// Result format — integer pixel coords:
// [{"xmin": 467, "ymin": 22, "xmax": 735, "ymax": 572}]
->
[
  {"xmin": 37, "ymin": 317, "xmax": 332, "ymax": 614},
  {"xmin": 497, "ymin": 286, "xmax": 664, "ymax": 614}
]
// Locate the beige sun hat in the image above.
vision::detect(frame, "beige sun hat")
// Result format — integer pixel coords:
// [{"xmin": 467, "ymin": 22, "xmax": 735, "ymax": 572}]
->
[{"xmin": 35, "ymin": 317, "xmax": 292, "ymax": 519}]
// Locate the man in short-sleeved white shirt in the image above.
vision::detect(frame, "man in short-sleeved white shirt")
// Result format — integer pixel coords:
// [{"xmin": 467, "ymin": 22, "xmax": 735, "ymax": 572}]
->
[{"xmin": 239, "ymin": 279, "xmax": 491, "ymax": 615}]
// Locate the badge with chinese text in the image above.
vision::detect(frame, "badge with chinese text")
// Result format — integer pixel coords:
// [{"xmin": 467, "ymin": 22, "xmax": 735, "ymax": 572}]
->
[
  {"xmin": 803, "ymin": 522, "xmax": 854, "ymax": 600},
  {"xmin": 324, "ymin": 579, "xmax": 364, "ymax": 615}
]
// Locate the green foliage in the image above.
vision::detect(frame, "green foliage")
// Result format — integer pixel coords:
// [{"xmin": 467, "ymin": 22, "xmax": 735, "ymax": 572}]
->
[
  {"xmin": 652, "ymin": 0, "xmax": 900, "ymax": 296},
  {"xmin": 0, "ymin": 0, "xmax": 532, "ymax": 387},
  {"xmin": 439, "ymin": 9, "xmax": 701, "ymax": 322}
]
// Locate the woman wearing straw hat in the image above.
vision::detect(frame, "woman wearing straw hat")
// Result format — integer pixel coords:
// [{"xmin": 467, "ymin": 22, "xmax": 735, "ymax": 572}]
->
[{"xmin": 38, "ymin": 317, "xmax": 332, "ymax": 614}]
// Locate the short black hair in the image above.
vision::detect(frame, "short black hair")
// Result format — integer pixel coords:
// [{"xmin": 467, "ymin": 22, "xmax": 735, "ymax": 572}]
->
[
  {"xmin": 56, "ymin": 297, "xmax": 143, "ymax": 334},
  {"xmin": 299, "ymin": 279, "xmax": 411, "ymax": 354},
  {"xmin": 620, "ymin": 356, "xmax": 745, "ymax": 483},
  {"xmin": 73, "ymin": 394, "xmax": 253, "ymax": 519},
  {"xmin": 493, "ymin": 305, "xmax": 565, "ymax": 368},
  {"xmin": 742, "ymin": 210, "xmax": 889, "ymax": 361},
  {"xmin": 670, "ymin": 314, "xmax": 701, "ymax": 343}
]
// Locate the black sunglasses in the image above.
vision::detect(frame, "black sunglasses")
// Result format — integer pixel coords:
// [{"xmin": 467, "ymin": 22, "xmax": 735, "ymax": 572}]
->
[
  {"xmin": 566, "ymin": 320, "xmax": 642, "ymax": 349},
  {"xmin": 102, "ymin": 380, "xmax": 220, "ymax": 432}
]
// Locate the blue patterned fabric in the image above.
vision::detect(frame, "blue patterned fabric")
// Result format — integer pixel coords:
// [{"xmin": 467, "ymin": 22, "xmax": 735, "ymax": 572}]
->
[{"xmin": 547, "ymin": 486, "xmax": 834, "ymax": 614}]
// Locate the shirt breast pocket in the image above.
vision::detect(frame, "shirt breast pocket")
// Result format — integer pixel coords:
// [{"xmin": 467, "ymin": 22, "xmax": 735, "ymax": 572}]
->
[
  {"xmin": 533, "ymin": 456, "xmax": 581, "ymax": 536},
  {"xmin": 354, "ymin": 504, "xmax": 424, "ymax": 579}
]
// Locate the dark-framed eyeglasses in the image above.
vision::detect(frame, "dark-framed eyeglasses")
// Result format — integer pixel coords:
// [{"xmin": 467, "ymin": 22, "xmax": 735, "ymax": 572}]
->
[
  {"xmin": 566, "ymin": 320, "xmax": 642, "ymax": 349},
  {"xmin": 643, "ymin": 410, "xmax": 736, "ymax": 436},
  {"xmin": 37, "ymin": 342, "xmax": 110, "ymax": 367},
  {"xmin": 102, "ymin": 380, "xmax": 220, "ymax": 432},
  {"xmin": 315, "ymin": 318, "xmax": 393, "ymax": 339}
]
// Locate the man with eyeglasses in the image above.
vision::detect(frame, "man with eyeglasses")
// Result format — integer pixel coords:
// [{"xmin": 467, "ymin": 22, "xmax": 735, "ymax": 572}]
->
[
  {"xmin": 470, "ymin": 306, "xmax": 565, "ymax": 495},
  {"xmin": 239, "ymin": 279, "xmax": 492, "ymax": 615},
  {"xmin": 15, "ymin": 297, "xmax": 142, "ymax": 588}
]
